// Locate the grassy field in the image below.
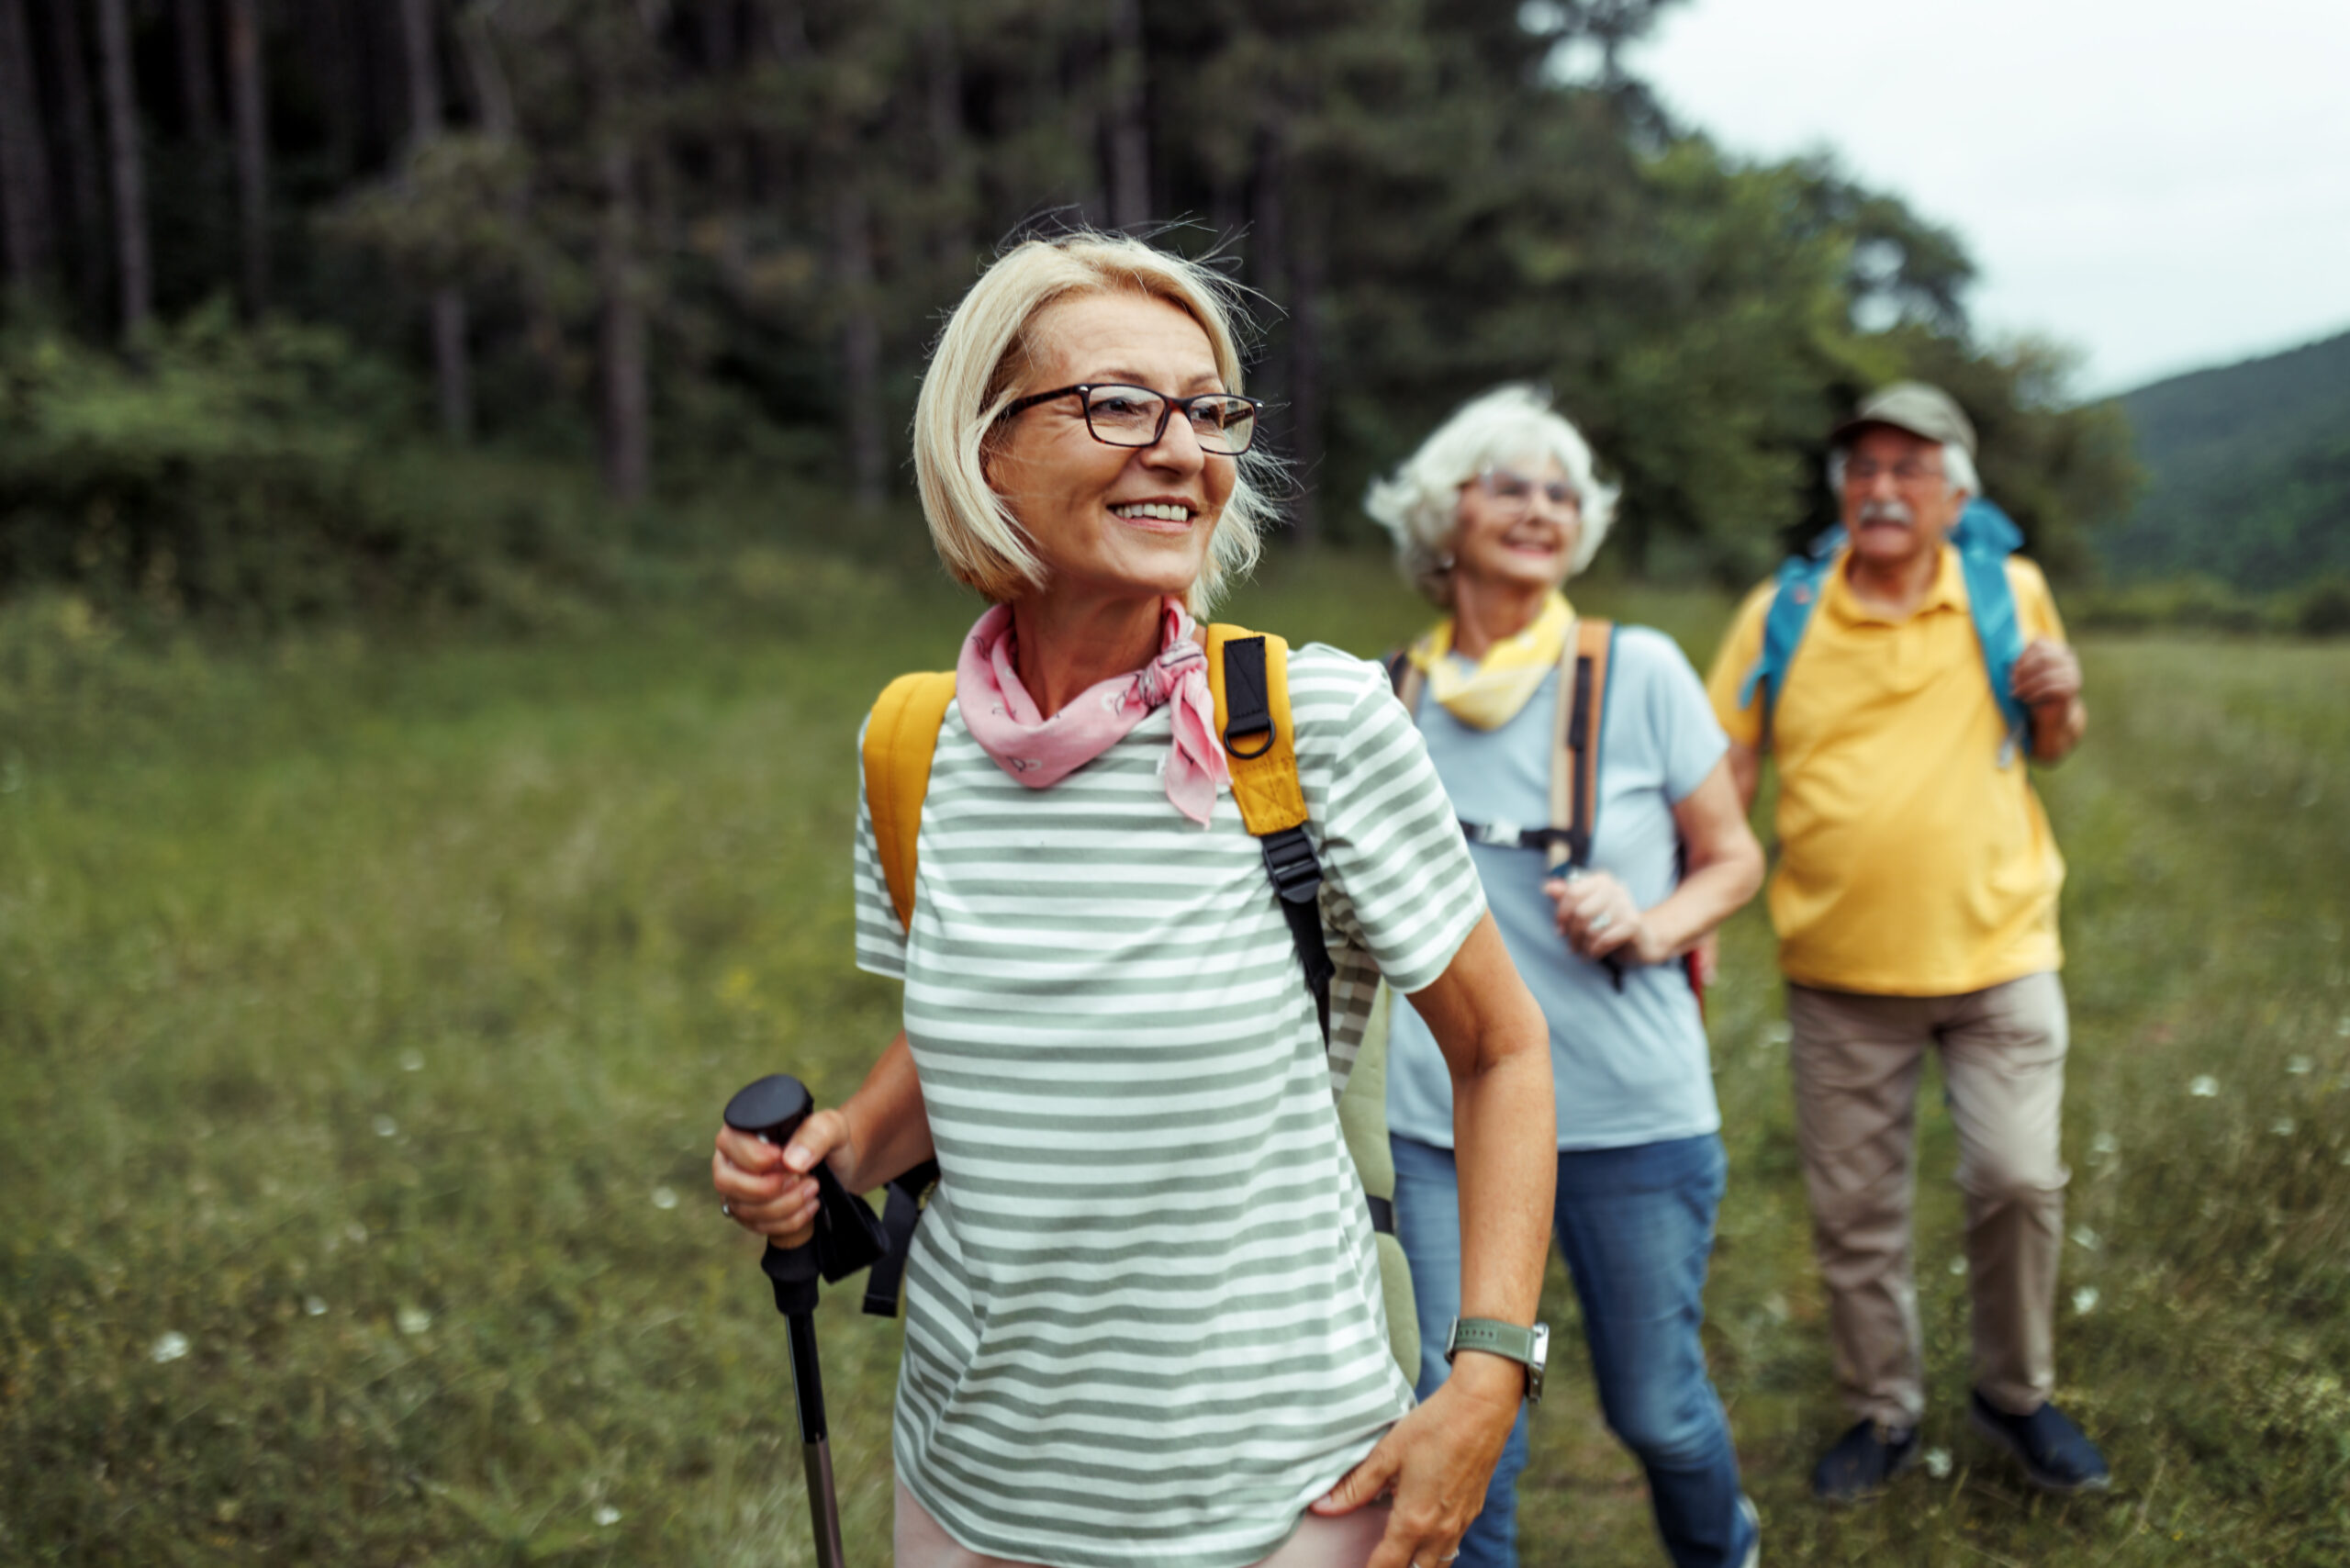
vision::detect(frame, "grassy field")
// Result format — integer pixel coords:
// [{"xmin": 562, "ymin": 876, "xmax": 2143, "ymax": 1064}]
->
[{"xmin": 3, "ymin": 551, "xmax": 2345, "ymax": 1566}]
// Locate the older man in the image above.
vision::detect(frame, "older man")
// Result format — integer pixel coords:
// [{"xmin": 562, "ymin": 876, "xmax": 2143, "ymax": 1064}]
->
[{"xmin": 1704, "ymin": 383, "xmax": 2107, "ymax": 1503}]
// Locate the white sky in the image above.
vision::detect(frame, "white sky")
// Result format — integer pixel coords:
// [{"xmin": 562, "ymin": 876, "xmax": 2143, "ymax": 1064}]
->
[{"xmin": 1623, "ymin": 0, "xmax": 2350, "ymax": 397}]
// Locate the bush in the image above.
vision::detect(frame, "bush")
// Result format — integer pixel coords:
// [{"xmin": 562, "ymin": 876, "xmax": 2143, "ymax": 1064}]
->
[
  {"xmin": 0, "ymin": 311, "xmax": 624, "ymax": 628},
  {"xmin": 2295, "ymin": 577, "xmax": 2350, "ymax": 638},
  {"xmin": 2069, "ymin": 575, "xmax": 2288, "ymax": 635}
]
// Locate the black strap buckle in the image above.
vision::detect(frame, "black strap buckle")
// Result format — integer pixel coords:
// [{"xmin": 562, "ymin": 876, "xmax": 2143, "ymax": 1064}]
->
[{"xmin": 1260, "ymin": 824, "xmax": 1323, "ymax": 903}]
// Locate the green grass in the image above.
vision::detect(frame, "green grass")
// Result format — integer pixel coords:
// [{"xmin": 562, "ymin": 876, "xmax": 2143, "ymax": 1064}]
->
[{"xmin": 3, "ymin": 552, "xmax": 2346, "ymax": 1565}]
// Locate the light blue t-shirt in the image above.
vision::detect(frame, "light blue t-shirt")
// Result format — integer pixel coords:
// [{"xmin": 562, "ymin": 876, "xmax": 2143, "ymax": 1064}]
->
[{"xmin": 1387, "ymin": 625, "xmax": 1729, "ymax": 1151}]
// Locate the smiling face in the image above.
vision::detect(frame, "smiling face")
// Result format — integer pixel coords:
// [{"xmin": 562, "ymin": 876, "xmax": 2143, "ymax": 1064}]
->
[
  {"xmin": 1839, "ymin": 424, "xmax": 1968, "ymax": 571},
  {"xmin": 1449, "ymin": 454, "xmax": 1583, "ymax": 597},
  {"xmin": 983, "ymin": 291, "xmax": 1236, "ymax": 607}
]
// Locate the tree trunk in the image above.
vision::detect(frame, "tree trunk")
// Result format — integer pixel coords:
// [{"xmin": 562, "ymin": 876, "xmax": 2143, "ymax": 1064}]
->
[
  {"xmin": 0, "ymin": 0, "xmax": 55, "ymax": 291},
  {"xmin": 174, "ymin": 0, "xmax": 220, "ymax": 137},
  {"xmin": 398, "ymin": 0, "xmax": 470, "ymax": 440},
  {"xmin": 923, "ymin": 14, "xmax": 968, "ymax": 276},
  {"xmin": 93, "ymin": 0, "xmax": 151, "ymax": 333},
  {"xmin": 47, "ymin": 0, "xmax": 107, "ymax": 321},
  {"xmin": 598, "ymin": 140, "xmax": 650, "ymax": 504},
  {"xmin": 1287, "ymin": 190, "xmax": 1327, "ymax": 546},
  {"xmin": 456, "ymin": 6, "xmax": 561, "ymax": 389},
  {"xmin": 834, "ymin": 176, "xmax": 884, "ymax": 512},
  {"xmin": 1249, "ymin": 127, "xmax": 1294, "ymax": 525},
  {"xmin": 224, "ymin": 0, "xmax": 267, "ymax": 316},
  {"xmin": 1104, "ymin": 0, "xmax": 1148, "ymax": 231}
]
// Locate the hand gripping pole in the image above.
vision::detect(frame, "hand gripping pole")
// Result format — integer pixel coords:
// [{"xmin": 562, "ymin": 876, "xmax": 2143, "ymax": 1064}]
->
[{"xmin": 723, "ymin": 1075, "xmax": 890, "ymax": 1568}]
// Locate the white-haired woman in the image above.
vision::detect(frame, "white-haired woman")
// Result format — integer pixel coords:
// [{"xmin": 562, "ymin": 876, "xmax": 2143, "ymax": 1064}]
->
[
  {"xmin": 1365, "ymin": 386, "xmax": 1765, "ymax": 1568},
  {"xmin": 712, "ymin": 235, "xmax": 1559, "ymax": 1568}
]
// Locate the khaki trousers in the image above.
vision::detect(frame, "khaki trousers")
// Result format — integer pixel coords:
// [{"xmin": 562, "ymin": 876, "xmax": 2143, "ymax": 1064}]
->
[{"xmin": 1786, "ymin": 971, "xmax": 2071, "ymax": 1428}]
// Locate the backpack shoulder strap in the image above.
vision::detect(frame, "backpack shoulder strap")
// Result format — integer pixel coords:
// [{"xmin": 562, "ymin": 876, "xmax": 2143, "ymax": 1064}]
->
[
  {"xmin": 1953, "ymin": 498, "xmax": 2031, "ymax": 754},
  {"xmin": 861, "ymin": 671, "xmax": 957, "ymax": 932},
  {"xmin": 1205, "ymin": 625, "xmax": 1309, "ymax": 833},
  {"xmin": 1550, "ymin": 617, "xmax": 1616, "ymax": 873},
  {"xmin": 1205, "ymin": 623, "xmax": 1335, "ymax": 1043},
  {"xmin": 1382, "ymin": 647, "xmax": 1425, "ymax": 716},
  {"xmin": 1738, "ymin": 531, "xmax": 1841, "ymax": 740}
]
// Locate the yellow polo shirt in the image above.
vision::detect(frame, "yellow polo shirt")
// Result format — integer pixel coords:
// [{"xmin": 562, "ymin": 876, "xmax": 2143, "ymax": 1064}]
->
[{"xmin": 1705, "ymin": 546, "xmax": 2067, "ymax": 997}]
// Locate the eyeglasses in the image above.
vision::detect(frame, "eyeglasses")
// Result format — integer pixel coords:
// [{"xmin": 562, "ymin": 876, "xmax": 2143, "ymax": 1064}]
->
[
  {"xmin": 1476, "ymin": 468, "xmax": 1579, "ymax": 515},
  {"xmin": 1842, "ymin": 459, "xmax": 1946, "ymax": 487},
  {"xmin": 1001, "ymin": 383, "xmax": 1262, "ymax": 455}
]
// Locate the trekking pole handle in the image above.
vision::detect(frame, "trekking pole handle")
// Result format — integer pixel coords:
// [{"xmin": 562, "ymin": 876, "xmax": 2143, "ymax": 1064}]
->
[{"xmin": 723, "ymin": 1075, "xmax": 890, "ymax": 1313}]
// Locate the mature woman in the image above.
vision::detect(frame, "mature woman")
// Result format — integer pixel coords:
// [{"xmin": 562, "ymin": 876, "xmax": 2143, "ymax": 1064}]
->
[
  {"xmin": 712, "ymin": 234, "xmax": 1558, "ymax": 1568},
  {"xmin": 1364, "ymin": 386, "xmax": 1767, "ymax": 1568}
]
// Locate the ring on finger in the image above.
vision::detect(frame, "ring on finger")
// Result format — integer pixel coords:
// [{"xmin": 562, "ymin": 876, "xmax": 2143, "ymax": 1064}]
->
[
  {"xmin": 721, "ymin": 1200, "xmax": 733, "ymax": 1218},
  {"xmin": 1587, "ymin": 910, "xmax": 1615, "ymax": 934}
]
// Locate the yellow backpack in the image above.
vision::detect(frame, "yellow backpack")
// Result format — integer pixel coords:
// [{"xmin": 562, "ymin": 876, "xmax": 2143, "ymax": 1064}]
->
[{"xmin": 857, "ymin": 626, "xmax": 1420, "ymax": 1375}]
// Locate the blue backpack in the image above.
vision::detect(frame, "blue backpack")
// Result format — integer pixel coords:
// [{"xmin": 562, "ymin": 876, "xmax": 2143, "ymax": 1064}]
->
[{"xmin": 1737, "ymin": 498, "xmax": 2031, "ymax": 765}]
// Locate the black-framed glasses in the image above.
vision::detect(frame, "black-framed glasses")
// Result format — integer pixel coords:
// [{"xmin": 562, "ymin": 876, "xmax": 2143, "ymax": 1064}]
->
[{"xmin": 1001, "ymin": 383, "xmax": 1262, "ymax": 455}]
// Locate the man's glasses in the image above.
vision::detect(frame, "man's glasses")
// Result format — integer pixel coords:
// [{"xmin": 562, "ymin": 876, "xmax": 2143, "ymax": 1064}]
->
[
  {"xmin": 1842, "ymin": 459, "xmax": 1946, "ymax": 487},
  {"xmin": 1477, "ymin": 468, "xmax": 1579, "ymax": 515},
  {"xmin": 1002, "ymin": 383, "xmax": 1262, "ymax": 455}
]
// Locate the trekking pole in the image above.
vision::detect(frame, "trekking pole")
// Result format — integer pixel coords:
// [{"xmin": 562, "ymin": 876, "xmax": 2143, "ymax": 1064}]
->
[{"xmin": 723, "ymin": 1074, "xmax": 889, "ymax": 1568}]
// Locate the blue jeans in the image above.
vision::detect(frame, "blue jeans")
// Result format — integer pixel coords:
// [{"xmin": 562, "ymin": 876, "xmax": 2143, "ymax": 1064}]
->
[{"xmin": 1391, "ymin": 1133, "xmax": 1755, "ymax": 1568}]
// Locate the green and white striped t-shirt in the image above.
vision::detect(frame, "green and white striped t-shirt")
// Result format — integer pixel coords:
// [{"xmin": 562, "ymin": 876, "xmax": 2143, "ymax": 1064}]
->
[{"xmin": 853, "ymin": 642, "xmax": 1486, "ymax": 1568}]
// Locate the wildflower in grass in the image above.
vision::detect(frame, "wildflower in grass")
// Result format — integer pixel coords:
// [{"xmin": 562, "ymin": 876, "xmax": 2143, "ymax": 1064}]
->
[
  {"xmin": 373, "ymin": 1114, "xmax": 398, "ymax": 1137},
  {"xmin": 2070, "ymin": 1226, "xmax": 2101, "ymax": 1251},
  {"xmin": 304, "ymin": 1296, "xmax": 327, "ymax": 1316},
  {"xmin": 2072, "ymin": 1286, "xmax": 2099, "ymax": 1316},
  {"xmin": 1923, "ymin": 1448, "xmax": 1953, "ymax": 1479},
  {"xmin": 2090, "ymin": 1130, "xmax": 2120, "ymax": 1158},
  {"xmin": 652, "ymin": 1186, "xmax": 678, "ymax": 1210},
  {"xmin": 594, "ymin": 1506, "xmax": 622, "ymax": 1528},
  {"xmin": 2271, "ymin": 1118, "xmax": 2295, "ymax": 1137},
  {"xmin": 2286, "ymin": 1055, "xmax": 2314, "ymax": 1075},
  {"xmin": 344, "ymin": 1221, "xmax": 368, "ymax": 1245},
  {"xmin": 151, "ymin": 1331, "xmax": 191, "ymax": 1363},
  {"xmin": 1764, "ymin": 1022, "xmax": 1791, "ymax": 1046},
  {"xmin": 1949, "ymin": 1257, "xmax": 1965, "ymax": 1276},
  {"xmin": 400, "ymin": 1050, "xmax": 424, "ymax": 1072},
  {"xmin": 397, "ymin": 1306, "xmax": 432, "ymax": 1335},
  {"xmin": 2188, "ymin": 1075, "xmax": 2219, "ymax": 1098}
]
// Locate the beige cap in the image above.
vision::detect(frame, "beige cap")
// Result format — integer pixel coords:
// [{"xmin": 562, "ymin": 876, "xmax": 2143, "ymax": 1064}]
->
[{"xmin": 1830, "ymin": 381, "xmax": 1976, "ymax": 457}]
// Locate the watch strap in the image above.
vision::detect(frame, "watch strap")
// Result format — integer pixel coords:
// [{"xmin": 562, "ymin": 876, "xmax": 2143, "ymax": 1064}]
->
[{"xmin": 1445, "ymin": 1316, "xmax": 1549, "ymax": 1405}]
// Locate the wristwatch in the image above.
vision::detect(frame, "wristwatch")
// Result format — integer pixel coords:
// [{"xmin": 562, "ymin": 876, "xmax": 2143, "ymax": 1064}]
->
[{"xmin": 1445, "ymin": 1317, "xmax": 1550, "ymax": 1406}]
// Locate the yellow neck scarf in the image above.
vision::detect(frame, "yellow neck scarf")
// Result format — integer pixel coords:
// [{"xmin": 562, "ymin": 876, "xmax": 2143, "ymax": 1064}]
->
[{"xmin": 1406, "ymin": 592, "xmax": 1572, "ymax": 730}]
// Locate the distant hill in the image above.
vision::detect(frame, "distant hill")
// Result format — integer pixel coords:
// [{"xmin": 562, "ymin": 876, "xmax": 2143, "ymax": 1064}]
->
[{"xmin": 2099, "ymin": 330, "xmax": 2350, "ymax": 589}]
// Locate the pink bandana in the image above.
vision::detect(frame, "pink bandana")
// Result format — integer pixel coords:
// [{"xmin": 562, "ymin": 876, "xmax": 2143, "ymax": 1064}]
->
[{"xmin": 957, "ymin": 599, "xmax": 1230, "ymax": 825}]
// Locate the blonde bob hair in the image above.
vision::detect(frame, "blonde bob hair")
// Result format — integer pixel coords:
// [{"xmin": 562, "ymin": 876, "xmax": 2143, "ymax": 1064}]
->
[
  {"xmin": 1362, "ymin": 383, "xmax": 1620, "ymax": 609},
  {"xmin": 912, "ymin": 231, "xmax": 1277, "ymax": 614}
]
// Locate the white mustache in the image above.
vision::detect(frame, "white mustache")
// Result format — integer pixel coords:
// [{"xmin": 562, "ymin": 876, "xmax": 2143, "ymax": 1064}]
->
[{"xmin": 1858, "ymin": 499, "xmax": 1913, "ymax": 527}]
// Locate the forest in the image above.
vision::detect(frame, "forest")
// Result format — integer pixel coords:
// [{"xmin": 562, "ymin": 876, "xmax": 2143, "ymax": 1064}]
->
[{"xmin": 0, "ymin": 0, "xmax": 2146, "ymax": 624}]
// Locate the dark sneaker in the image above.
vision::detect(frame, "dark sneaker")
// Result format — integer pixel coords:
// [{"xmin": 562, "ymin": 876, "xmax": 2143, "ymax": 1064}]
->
[
  {"xmin": 1969, "ymin": 1390, "xmax": 2111, "ymax": 1494},
  {"xmin": 1811, "ymin": 1418, "xmax": 1920, "ymax": 1504}
]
